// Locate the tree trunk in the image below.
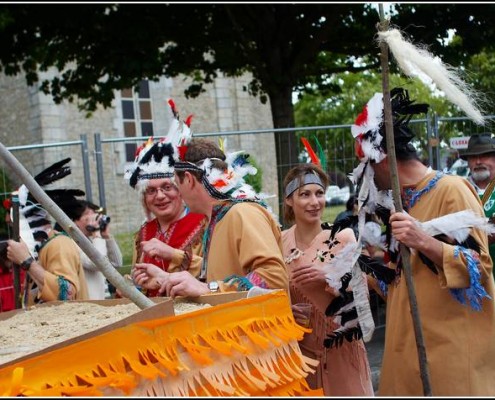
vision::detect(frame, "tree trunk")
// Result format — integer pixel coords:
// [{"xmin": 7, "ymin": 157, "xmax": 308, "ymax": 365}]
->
[{"xmin": 268, "ymin": 87, "xmax": 299, "ymax": 226}]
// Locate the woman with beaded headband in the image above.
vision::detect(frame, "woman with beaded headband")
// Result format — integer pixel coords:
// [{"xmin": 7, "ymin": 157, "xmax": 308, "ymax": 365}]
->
[
  {"xmin": 281, "ymin": 163, "xmax": 374, "ymax": 396},
  {"xmin": 352, "ymin": 87, "xmax": 495, "ymax": 396},
  {"xmin": 123, "ymin": 106, "xmax": 206, "ymax": 298},
  {"xmin": 133, "ymin": 136, "xmax": 289, "ymax": 297}
]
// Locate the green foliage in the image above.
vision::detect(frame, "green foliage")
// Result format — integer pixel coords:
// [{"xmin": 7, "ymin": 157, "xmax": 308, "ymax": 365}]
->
[
  {"xmin": 322, "ymin": 204, "xmax": 346, "ymax": 224},
  {"xmin": 244, "ymin": 155, "xmax": 263, "ymax": 193},
  {"xmin": 294, "ymin": 70, "xmax": 483, "ymax": 171},
  {"xmin": 114, "ymin": 231, "xmax": 135, "ymax": 270}
]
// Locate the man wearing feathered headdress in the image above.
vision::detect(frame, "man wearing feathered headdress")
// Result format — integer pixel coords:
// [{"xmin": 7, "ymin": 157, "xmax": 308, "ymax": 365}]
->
[
  {"xmin": 351, "ymin": 87, "xmax": 495, "ymax": 396},
  {"xmin": 122, "ymin": 101, "xmax": 206, "ymax": 298},
  {"xmin": 132, "ymin": 115, "xmax": 288, "ymax": 296},
  {"xmin": 5, "ymin": 158, "xmax": 89, "ymax": 305}
]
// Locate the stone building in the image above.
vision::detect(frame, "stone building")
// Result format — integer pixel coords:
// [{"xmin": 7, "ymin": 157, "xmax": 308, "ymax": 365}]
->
[{"xmin": 0, "ymin": 70, "xmax": 279, "ymax": 235}]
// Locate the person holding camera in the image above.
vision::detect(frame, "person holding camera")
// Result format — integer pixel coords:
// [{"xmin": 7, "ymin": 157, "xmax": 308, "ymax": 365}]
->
[{"xmin": 56, "ymin": 200, "xmax": 123, "ymax": 300}]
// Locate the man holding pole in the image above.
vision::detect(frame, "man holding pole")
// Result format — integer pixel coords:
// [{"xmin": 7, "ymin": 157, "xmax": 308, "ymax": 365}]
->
[{"xmin": 351, "ymin": 88, "xmax": 495, "ymax": 396}]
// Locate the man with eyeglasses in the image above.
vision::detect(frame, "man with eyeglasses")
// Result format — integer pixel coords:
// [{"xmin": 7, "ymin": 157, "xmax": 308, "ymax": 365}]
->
[
  {"xmin": 132, "ymin": 137, "xmax": 288, "ymax": 297},
  {"xmin": 123, "ymin": 138, "xmax": 206, "ymax": 298}
]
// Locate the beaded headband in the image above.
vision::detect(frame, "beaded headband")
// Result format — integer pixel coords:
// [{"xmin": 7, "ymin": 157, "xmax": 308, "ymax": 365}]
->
[{"xmin": 285, "ymin": 171, "xmax": 324, "ymax": 198}]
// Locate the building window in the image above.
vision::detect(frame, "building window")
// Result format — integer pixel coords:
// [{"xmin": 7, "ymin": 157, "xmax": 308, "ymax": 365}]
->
[{"xmin": 122, "ymin": 80, "xmax": 154, "ymax": 162}]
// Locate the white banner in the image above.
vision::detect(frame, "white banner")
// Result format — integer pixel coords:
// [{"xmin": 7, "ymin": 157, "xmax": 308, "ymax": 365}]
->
[{"xmin": 450, "ymin": 136, "xmax": 470, "ymax": 149}]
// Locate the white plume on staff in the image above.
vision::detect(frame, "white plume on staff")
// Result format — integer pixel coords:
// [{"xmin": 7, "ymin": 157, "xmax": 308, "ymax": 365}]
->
[
  {"xmin": 419, "ymin": 209, "xmax": 495, "ymax": 243},
  {"xmin": 377, "ymin": 28, "xmax": 486, "ymax": 125}
]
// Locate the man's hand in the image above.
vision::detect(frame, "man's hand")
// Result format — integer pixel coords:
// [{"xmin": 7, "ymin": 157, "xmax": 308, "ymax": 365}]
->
[
  {"xmin": 389, "ymin": 211, "xmax": 427, "ymax": 250},
  {"xmin": 141, "ymin": 238, "xmax": 175, "ymax": 261},
  {"xmin": 132, "ymin": 263, "xmax": 169, "ymax": 291},
  {"xmin": 162, "ymin": 271, "xmax": 209, "ymax": 298},
  {"xmin": 6, "ymin": 239, "xmax": 31, "ymax": 265}
]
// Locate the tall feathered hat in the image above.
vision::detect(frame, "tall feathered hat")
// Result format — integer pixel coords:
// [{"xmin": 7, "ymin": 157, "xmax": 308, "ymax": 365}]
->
[
  {"xmin": 15, "ymin": 158, "xmax": 84, "ymax": 258},
  {"xmin": 124, "ymin": 99, "xmax": 193, "ymax": 193}
]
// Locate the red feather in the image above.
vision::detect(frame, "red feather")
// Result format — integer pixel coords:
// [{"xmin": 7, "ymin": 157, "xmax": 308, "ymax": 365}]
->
[
  {"xmin": 354, "ymin": 105, "xmax": 368, "ymax": 126},
  {"xmin": 168, "ymin": 99, "xmax": 178, "ymax": 117},
  {"xmin": 184, "ymin": 114, "xmax": 193, "ymax": 127},
  {"xmin": 301, "ymin": 137, "xmax": 321, "ymax": 166}
]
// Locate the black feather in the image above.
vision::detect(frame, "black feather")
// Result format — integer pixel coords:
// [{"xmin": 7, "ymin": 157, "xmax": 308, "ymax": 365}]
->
[
  {"xmin": 33, "ymin": 158, "xmax": 72, "ymax": 186},
  {"xmin": 418, "ymin": 233, "xmax": 481, "ymax": 275},
  {"xmin": 456, "ymin": 234, "xmax": 481, "ymax": 254},
  {"xmin": 418, "ymin": 252, "xmax": 438, "ymax": 274},
  {"xmin": 340, "ymin": 308, "xmax": 358, "ymax": 325},
  {"xmin": 357, "ymin": 253, "xmax": 396, "ymax": 284},
  {"xmin": 375, "ymin": 205, "xmax": 391, "ymax": 225},
  {"xmin": 331, "ymin": 215, "xmax": 358, "ymax": 238},
  {"xmin": 323, "ymin": 326, "xmax": 363, "ymax": 349},
  {"xmin": 321, "ymin": 221, "xmax": 332, "ymax": 231},
  {"xmin": 325, "ymin": 291, "xmax": 354, "ymax": 316}
]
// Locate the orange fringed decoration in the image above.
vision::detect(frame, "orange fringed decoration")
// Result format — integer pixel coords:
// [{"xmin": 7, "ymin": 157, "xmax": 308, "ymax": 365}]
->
[{"xmin": 0, "ymin": 291, "xmax": 323, "ymax": 397}]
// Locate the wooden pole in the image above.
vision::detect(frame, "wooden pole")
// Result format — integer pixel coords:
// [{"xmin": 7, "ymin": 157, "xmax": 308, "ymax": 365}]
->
[
  {"xmin": 10, "ymin": 191, "xmax": 22, "ymax": 309},
  {"xmin": 0, "ymin": 142, "xmax": 155, "ymax": 310},
  {"xmin": 377, "ymin": 4, "xmax": 432, "ymax": 396}
]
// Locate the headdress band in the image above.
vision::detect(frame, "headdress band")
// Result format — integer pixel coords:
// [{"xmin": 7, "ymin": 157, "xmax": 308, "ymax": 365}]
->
[
  {"xmin": 285, "ymin": 172, "xmax": 324, "ymax": 198},
  {"xmin": 137, "ymin": 172, "xmax": 174, "ymax": 181},
  {"xmin": 174, "ymin": 160, "xmax": 230, "ymax": 200}
]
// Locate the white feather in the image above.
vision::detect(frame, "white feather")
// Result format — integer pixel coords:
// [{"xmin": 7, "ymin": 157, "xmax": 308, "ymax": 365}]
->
[
  {"xmin": 378, "ymin": 29, "xmax": 485, "ymax": 126},
  {"xmin": 419, "ymin": 209, "xmax": 495, "ymax": 243},
  {"xmin": 322, "ymin": 241, "xmax": 360, "ymax": 290},
  {"xmin": 350, "ymin": 263, "xmax": 375, "ymax": 342}
]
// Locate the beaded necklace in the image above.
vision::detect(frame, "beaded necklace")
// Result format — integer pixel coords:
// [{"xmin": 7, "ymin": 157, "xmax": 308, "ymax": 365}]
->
[{"xmin": 402, "ymin": 171, "xmax": 444, "ymax": 211}]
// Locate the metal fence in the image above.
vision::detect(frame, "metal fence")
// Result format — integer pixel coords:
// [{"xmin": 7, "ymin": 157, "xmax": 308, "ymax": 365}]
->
[
  {"xmin": 2, "ymin": 114, "xmax": 495, "ymax": 234},
  {"xmin": 3, "ymin": 114, "xmax": 494, "ymax": 327}
]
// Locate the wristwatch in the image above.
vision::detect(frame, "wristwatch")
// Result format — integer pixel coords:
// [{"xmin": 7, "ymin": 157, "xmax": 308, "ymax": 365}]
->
[
  {"xmin": 20, "ymin": 256, "xmax": 35, "ymax": 271},
  {"xmin": 208, "ymin": 281, "xmax": 220, "ymax": 293}
]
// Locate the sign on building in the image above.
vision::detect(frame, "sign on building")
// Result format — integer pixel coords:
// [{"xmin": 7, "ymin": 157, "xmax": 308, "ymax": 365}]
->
[{"xmin": 450, "ymin": 136, "xmax": 470, "ymax": 149}]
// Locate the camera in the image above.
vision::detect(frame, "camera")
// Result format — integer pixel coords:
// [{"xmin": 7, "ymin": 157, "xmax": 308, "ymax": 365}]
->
[
  {"xmin": 86, "ymin": 214, "xmax": 111, "ymax": 232},
  {"xmin": 98, "ymin": 214, "xmax": 111, "ymax": 231}
]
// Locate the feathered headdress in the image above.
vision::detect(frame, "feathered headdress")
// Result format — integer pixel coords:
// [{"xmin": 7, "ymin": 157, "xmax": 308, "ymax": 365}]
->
[
  {"xmin": 14, "ymin": 158, "xmax": 84, "ymax": 258},
  {"xmin": 124, "ymin": 137, "xmax": 176, "ymax": 191},
  {"xmin": 351, "ymin": 87, "xmax": 429, "ymax": 164},
  {"xmin": 174, "ymin": 133, "xmax": 267, "ymax": 203},
  {"xmin": 124, "ymin": 99, "xmax": 193, "ymax": 194}
]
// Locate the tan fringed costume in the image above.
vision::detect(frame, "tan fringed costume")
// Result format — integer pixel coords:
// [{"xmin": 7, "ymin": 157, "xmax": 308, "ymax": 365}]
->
[
  {"xmin": 282, "ymin": 225, "xmax": 374, "ymax": 396},
  {"xmin": 31, "ymin": 233, "xmax": 89, "ymax": 304},
  {"xmin": 379, "ymin": 172, "xmax": 495, "ymax": 396},
  {"xmin": 207, "ymin": 202, "xmax": 289, "ymax": 292}
]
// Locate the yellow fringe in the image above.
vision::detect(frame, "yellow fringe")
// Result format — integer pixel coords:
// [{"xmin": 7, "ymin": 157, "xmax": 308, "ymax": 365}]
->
[{"xmin": 0, "ymin": 291, "xmax": 323, "ymax": 397}]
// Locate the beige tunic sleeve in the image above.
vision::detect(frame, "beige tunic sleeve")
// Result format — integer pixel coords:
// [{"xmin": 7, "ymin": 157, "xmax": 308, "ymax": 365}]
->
[
  {"xmin": 208, "ymin": 202, "xmax": 289, "ymax": 291},
  {"xmin": 37, "ymin": 235, "xmax": 88, "ymax": 301}
]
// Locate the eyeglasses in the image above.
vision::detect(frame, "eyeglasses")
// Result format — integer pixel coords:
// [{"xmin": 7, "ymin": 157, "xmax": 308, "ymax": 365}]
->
[{"xmin": 144, "ymin": 184, "xmax": 177, "ymax": 197}]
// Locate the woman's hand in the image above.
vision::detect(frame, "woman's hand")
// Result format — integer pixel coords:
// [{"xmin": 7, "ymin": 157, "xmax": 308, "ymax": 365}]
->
[{"xmin": 290, "ymin": 263, "xmax": 326, "ymax": 286}]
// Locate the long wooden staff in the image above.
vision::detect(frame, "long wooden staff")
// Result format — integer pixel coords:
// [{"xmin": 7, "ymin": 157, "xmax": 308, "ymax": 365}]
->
[
  {"xmin": 0, "ymin": 142, "xmax": 155, "ymax": 310},
  {"xmin": 377, "ymin": 5, "xmax": 432, "ymax": 396},
  {"xmin": 11, "ymin": 191, "xmax": 22, "ymax": 309}
]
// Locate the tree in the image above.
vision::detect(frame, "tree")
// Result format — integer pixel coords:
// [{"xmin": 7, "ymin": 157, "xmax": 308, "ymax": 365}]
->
[{"xmin": 1, "ymin": 3, "xmax": 494, "ymax": 197}]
